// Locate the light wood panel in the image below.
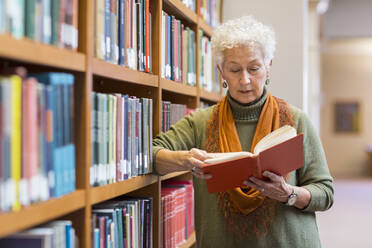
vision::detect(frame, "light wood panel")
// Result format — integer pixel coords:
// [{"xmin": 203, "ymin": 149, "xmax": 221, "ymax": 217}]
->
[
  {"xmin": 199, "ymin": 88, "xmax": 222, "ymax": 102},
  {"xmin": 0, "ymin": 190, "xmax": 85, "ymax": 238},
  {"xmin": 160, "ymin": 78, "xmax": 198, "ymax": 96},
  {"xmin": 92, "ymin": 58, "xmax": 158, "ymax": 87},
  {"xmin": 0, "ymin": 34, "xmax": 85, "ymax": 71},
  {"xmin": 90, "ymin": 175, "xmax": 159, "ymax": 204},
  {"xmin": 163, "ymin": 0, "xmax": 198, "ymax": 24}
]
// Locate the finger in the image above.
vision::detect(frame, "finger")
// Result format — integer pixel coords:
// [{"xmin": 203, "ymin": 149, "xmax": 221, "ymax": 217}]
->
[
  {"xmin": 188, "ymin": 157, "xmax": 204, "ymax": 170},
  {"xmin": 262, "ymin": 171, "xmax": 281, "ymax": 182},
  {"xmin": 190, "ymin": 148, "xmax": 212, "ymax": 161},
  {"xmin": 243, "ymin": 180, "xmax": 260, "ymax": 190},
  {"xmin": 192, "ymin": 170, "xmax": 212, "ymax": 179},
  {"xmin": 249, "ymin": 176, "xmax": 264, "ymax": 186}
]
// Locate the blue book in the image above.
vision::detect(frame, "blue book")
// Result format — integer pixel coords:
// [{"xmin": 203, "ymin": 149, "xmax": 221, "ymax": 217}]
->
[
  {"xmin": 94, "ymin": 228, "xmax": 100, "ymax": 248},
  {"xmin": 105, "ymin": 0, "xmax": 111, "ymax": 61},
  {"xmin": 118, "ymin": 0, "xmax": 125, "ymax": 65}
]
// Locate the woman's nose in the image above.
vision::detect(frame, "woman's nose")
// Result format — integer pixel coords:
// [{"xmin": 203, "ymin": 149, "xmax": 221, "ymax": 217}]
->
[{"xmin": 240, "ymin": 70, "xmax": 251, "ymax": 84}]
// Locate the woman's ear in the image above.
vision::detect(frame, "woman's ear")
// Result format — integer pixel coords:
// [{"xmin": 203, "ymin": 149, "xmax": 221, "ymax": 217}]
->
[{"xmin": 217, "ymin": 64, "xmax": 223, "ymax": 76}]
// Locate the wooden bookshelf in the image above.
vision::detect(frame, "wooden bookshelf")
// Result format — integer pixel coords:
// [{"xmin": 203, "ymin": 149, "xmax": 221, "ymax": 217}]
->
[
  {"xmin": 92, "ymin": 58, "xmax": 158, "ymax": 87},
  {"xmin": 0, "ymin": 34, "xmax": 86, "ymax": 72},
  {"xmin": 160, "ymin": 78, "xmax": 198, "ymax": 96},
  {"xmin": 177, "ymin": 232, "xmax": 196, "ymax": 248},
  {"xmin": 160, "ymin": 171, "xmax": 191, "ymax": 181},
  {"xmin": 90, "ymin": 175, "xmax": 159, "ymax": 204},
  {"xmin": 0, "ymin": 190, "xmax": 85, "ymax": 238},
  {"xmin": 163, "ymin": 0, "xmax": 198, "ymax": 24},
  {"xmin": 199, "ymin": 88, "xmax": 222, "ymax": 102},
  {"xmin": 0, "ymin": 0, "xmax": 222, "ymax": 247},
  {"xmin": 198, "ymin": 19, "xmax": 214, "ymax": 37}
]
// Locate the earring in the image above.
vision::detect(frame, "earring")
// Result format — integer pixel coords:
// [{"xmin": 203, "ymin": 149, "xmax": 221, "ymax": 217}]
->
[
  {"xmin": 222, "ymin": 80, "xmax": 228, "ymax": 88},
  {"xmin": 265, "ymin": 78, "xmax": 270, "ymax": 85}
]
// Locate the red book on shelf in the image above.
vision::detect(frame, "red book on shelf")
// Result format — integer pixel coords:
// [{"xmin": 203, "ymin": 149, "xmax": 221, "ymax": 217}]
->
[
  {"xmin": 202, "ymin": 126, "xmax": 304, "ymax": 194},
  {"xmin": 145, "ymin": 0, "xmax": 150, "ymax": 72}
]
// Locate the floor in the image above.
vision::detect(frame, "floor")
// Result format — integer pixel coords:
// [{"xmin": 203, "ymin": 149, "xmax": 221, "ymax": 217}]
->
[{"xmin": 317, "ymin": 179, "xmax": 372, "ymax": 248}]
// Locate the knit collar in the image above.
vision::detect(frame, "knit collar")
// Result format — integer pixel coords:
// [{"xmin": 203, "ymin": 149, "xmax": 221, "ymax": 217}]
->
[{"xmin": 227, "ymin": 86, "xmax": 268, "ymax": 121}]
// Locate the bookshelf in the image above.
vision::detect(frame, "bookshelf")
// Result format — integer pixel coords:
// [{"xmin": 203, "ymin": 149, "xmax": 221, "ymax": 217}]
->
[{"xmin": 0, "ymin": 0, "xmax": 223, "ymax": 247}]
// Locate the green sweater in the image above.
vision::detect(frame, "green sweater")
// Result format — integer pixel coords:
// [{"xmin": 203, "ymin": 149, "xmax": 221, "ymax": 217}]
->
[{"xmin": 153, "ymin": 90, "xmax": 334, "ymax": 248}]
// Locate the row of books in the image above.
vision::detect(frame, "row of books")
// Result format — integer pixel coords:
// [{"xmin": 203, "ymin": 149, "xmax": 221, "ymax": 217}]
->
[
  {"xmin": 160, "ymin": 11, "xmax": 197, "ymax": 86},
  {"xmin": 161, "ymin": 101, "xmax": 193, "ymax": 133},
  {"xmin": 0, "ymin": 220, "xmax": 77, "ymax": 248},
  {"xmin": 161, "ymin": 180, "xmax": 194, "ymax": 248},
  {"xmin": 91, "ymin": 93, "xmax": 153, "ymax": 187},
  {"xmin": 95, "ymin": 0, "xmax": 152, "ymax": 72},
  {"xmin": 199, "ymin": 31, "xmax": 220, "ymax": 93},
  {"xmin": 92, "ymin": 197, "xmax": 153, "ymax": 248},
  {"xmin": 0, "ymin": 0, "xmax": 78, "ymax": 50},
  {"xmin": 0, "ymin": 71, "xmax": 75, "ymax": 213},
  {"xmin": 199, "ymin": 0, "xmax": 222, "ymax": 28}
]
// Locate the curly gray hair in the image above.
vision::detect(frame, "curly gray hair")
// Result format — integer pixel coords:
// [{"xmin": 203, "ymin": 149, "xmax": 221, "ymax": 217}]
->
[{"xmin": 211, "ymin": 15, "xmax": 276, "ymax": 67}]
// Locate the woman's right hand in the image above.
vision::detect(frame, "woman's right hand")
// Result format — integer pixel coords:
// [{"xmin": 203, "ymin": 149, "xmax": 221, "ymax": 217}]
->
[{"xmin": 181, "ymin": 148, "xmax": 212, "ymax": 179}]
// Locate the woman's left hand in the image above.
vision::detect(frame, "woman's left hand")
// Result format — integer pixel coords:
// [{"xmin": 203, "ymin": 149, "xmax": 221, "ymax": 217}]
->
[{"xmin": 243, "ymin": 171, "xmax": 293, "ymax": 203}]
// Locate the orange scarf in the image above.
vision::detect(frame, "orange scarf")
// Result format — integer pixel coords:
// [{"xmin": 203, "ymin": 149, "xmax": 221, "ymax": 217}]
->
[{"xmin": 205, "ymin": 92, "xmax": 295, "ymax": 236}]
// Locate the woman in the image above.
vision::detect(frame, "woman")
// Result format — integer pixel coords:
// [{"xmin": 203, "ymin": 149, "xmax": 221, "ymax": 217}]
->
[{"xmin": 153, "ymin": 16, "xmax": 333, "ymax": 247}]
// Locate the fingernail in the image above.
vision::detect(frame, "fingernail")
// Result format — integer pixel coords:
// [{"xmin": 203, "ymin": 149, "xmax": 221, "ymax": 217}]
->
[{"xmin": 242, "ymin": 180, "xmax": 248, "ymax": 185}]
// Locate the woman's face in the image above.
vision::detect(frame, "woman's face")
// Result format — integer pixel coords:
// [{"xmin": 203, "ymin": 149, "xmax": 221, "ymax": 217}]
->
[{"xmin": 219, "ymin": 45, "xmax": 270, "ymax": 104}]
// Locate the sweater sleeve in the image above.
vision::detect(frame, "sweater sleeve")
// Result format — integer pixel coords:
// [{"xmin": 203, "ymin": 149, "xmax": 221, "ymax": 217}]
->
[
  {"xmin": 293, "ymin": 108, "xmax": 334, "ymax": 212},
  {"xmin": 152, "ymin": 108, "xmax": 212, "ymax": 174}
]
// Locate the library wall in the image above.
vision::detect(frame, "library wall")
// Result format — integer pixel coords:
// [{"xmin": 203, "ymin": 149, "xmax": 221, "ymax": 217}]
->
[
  {"xmin": 223, "ymin": 0, "xmax": 307, "ymax": 110},
  {"xmin": 321, "ymin": 39, "xmax": 372, "ymax": 178}
]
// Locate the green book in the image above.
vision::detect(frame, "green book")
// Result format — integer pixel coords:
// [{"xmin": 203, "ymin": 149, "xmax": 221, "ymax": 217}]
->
[
  {"xmin": 25, "ymin": 0, "xmax": 36, "ymax": 39},
  {"xmin": 51, "ymin": 0, "xmax": 60, "ymax": 45}
]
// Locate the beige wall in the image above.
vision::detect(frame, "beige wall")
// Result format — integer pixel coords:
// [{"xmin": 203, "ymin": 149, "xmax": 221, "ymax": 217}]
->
[
  {"xmin": 223, "ymin": 0, "xmax": 307, "ymax": 110},
  {"xmin": 321, "ymin": 39, "xmax": 372, "ymax": 177}
]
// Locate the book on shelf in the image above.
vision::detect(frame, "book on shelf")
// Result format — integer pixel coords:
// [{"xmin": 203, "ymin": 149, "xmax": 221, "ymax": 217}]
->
[
  {"xmin": 161, "ymin": 11, "xmax": 196, "ymax": 86},
  {"xmin": 1, "ymin": 0, "xmax": 78, "ymax": 49},
  {"xmin": 92, "ymin": 197, "xmax": 153, "ymax": 248},
  {"xmin": 161, "ymin": 180, "xmax": 196, "ymax": 248},
  {"xmin": 91, "ymin": 92, "xmax": 153, "ymax": 186},
  {"xmin": 0, "ymin": 220, "xmax": 76, "ymax": 248},
  {"xmin": 202, "ymin": 125, "xmax": 304, "ymax": 193},
  {"xmin": 95, "ymin": 0, "xmax": 152, "ymax": 71}
]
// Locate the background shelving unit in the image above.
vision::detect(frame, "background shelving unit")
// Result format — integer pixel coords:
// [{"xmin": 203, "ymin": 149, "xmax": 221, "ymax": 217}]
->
[{"xmin": 0, "ymin": 0, "xmax": 223, "ymax": 247}]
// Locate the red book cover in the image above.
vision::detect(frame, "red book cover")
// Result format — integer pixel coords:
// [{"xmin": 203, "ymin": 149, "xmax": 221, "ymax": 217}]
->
[
  {"xmin": 21, "ymin": 77, "xmax": 38, "ymax": 206},
  {"xmin": 202, "ymin": 133, "xmax": 304, "ymax": 193},
  {"xmin": 144, "ymin": 0, "xmax": 150, "ymax": 72},
  {"xmin": 115, "ymin": 95, "xmax": 122, "ymax": 182},
  {"xmin": 99, "ymin": 216, "xmax": 106, "ymax": 248},
  {"xmin": 59, "ymin": 0, "xmax": 66, "ymax": 48}
]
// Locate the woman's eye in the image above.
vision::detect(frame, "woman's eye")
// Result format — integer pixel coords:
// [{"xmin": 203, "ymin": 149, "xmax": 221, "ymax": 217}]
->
[
  {"xmin": 230, "ymin": 69, "xmax": 240, "ymax": 73},
  {"xmin": 250, "ymin": 67, "xmax": 259, "ymax": 72}
]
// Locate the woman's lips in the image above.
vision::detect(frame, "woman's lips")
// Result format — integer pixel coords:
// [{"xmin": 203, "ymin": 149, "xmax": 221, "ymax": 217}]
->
[{"xmin": 239, "ymin": 90, "xmax": 252, "ymax": 94}]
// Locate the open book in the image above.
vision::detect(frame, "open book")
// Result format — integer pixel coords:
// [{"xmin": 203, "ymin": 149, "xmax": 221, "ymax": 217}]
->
[{"xmin": 202, "ymin": 125, "xmax": 304, "ymax": 193}]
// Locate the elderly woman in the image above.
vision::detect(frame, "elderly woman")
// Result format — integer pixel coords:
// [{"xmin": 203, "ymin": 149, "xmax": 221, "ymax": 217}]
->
[{"xmin": 153, "ymin": 16, "xmax": 333, "ymax": 247}]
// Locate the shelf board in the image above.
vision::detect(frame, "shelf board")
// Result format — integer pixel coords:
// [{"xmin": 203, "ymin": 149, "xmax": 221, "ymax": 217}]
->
[
  {"xmin": 163, "ymin": 0, "xmax": 198, "ymax": 24},
  {"xmin": 160, "ymin": 78, "xmax": 197, "ymax": 97},
  {"xmin": 92, "ymin": 58, "xmax": 158, "ymax": 87},
  {"xmin": 0, "ymin": 34, "xmax": 85, "ymax": 72},
  {"xmin": 198, "ymin": 19, "xmax": 214, "ymax": 37},
  {"xmin": 0, "ymin": 190, "xmax": 86, "ymax": 238},
  {"xmin": 160, "ymin": 171, "xmax": 190, "ymax": 181},
  {"xmin": 199, "ymin": 89, "xmax": 221, "ymax": 103},
  {"xmin": 90, "ymin": 175, "xmax": 159, "ymax": 205},
  {"xmin": 177, "ymin": 231, "xmax": 196, "ymax": 248}
]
